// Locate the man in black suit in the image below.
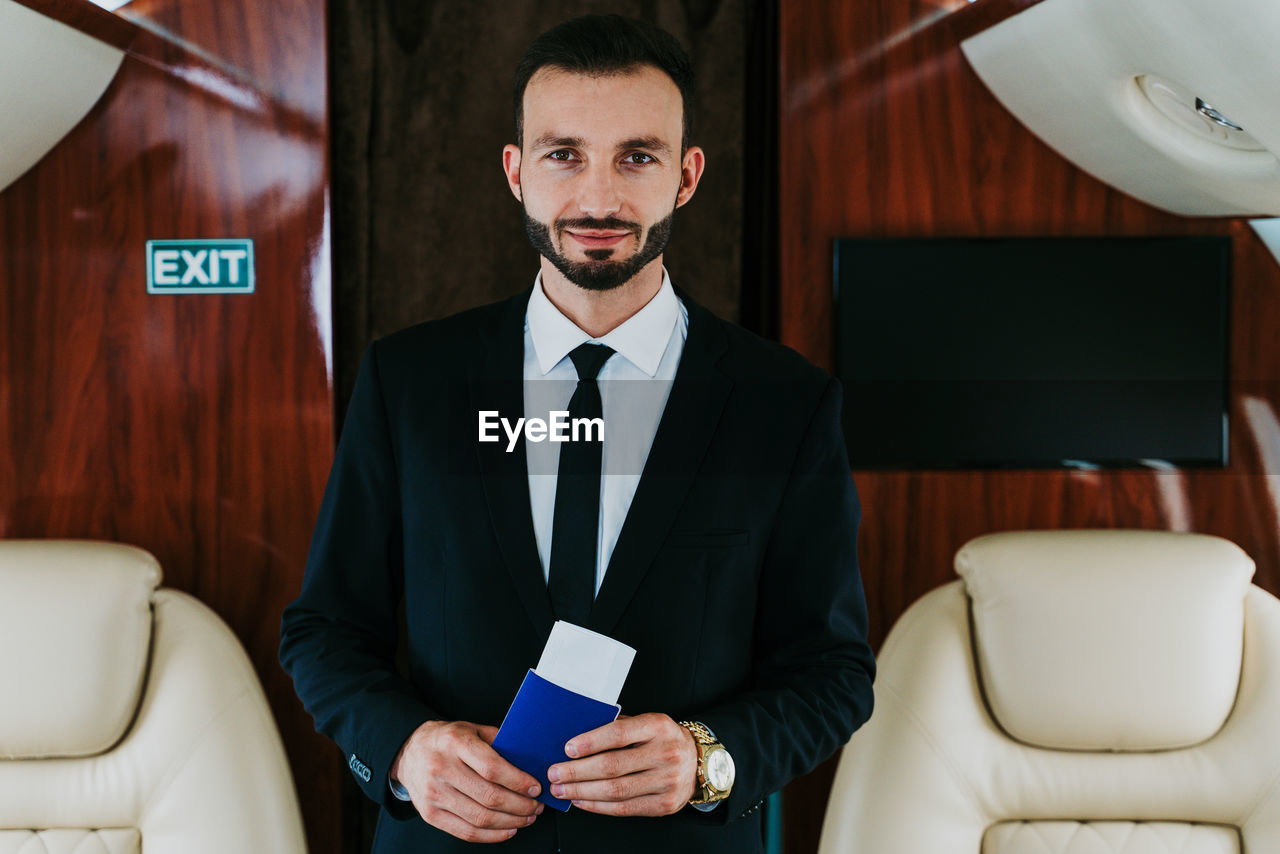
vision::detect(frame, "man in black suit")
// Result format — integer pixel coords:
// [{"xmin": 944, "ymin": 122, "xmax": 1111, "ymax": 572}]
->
[{"xmin": 280, "ymin": 14, "xmax": 874, "ymax": 854}]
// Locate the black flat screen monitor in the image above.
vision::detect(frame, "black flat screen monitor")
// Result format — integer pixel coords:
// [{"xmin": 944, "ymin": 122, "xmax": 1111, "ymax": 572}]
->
[{"xmin": 834, "ymin": 236, "xmax": 1231, "ymax": 469}]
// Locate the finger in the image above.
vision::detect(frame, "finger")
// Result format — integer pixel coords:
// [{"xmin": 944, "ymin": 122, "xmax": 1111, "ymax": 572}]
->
[
  {"xmin": 552, "ymin": 770, "xmax": 666, "ymax": 803},
  {"xmin": 458, "ymin": 733, "xmax": 543, "ymax": 801},
  {"xmin": 420, "ymin": 798, "xmax": 525, "ymax": 844},
  {"xmin": 572, "ymin": 793, "xmax": 679, "ymax": 818},
  {"xmin": 549, "ymin": 745, "xmax": 653, "ymax": 784},
  {"xmin": 451, "ymin": 762, "xmax": 544, "ymax": 817},
  {"xmin": 565, "ymin": 715, "xmax": 652, "ymax": 758},
  {"xmin": 473, "ymin": 724, "xmax": 500, "ymax": 743},
  {"xmin": 427, "ymin": 781, "xmax": 542, "ymax": 831}
]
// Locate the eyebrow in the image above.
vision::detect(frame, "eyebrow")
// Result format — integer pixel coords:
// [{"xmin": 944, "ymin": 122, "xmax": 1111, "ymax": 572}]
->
[
  {"xmin": 530, "ymin": 133, "xmax": 673, "ymax": 157},
  {"xmin": 617, "ymin": 136, "xmax": 672, "ymax": 157},
  {"xmin": 531, "ymin": 134, "xmax": 586, "ymax": 151}
]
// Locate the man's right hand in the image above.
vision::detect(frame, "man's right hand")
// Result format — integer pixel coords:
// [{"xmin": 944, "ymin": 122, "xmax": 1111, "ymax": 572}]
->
[{"xmin": 390, "ymin": 720, "xmax": 545, "ymax": 843}]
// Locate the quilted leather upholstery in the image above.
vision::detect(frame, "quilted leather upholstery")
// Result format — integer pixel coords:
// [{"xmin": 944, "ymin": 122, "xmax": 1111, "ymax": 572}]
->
[
  {"xmin": 0, "ymin": 541, "xmax": 306, "ymax": 853},
  {"xmin": 818, "ymin": 531, "xmax": 1280, "ymax": 854},
  {"xmin": 984, "ymin": 822, "xmax": 1239, "ymax": 854},
  {"xmin": 0, "ymin": 830, "xmax": 139, "ymax": 854}
]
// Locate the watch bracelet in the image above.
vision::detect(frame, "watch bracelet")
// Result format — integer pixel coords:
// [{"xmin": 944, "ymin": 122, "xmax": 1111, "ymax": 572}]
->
[
  {"xmin": 677, "ymin": 720, "xmax": 717, "ymax": 745},
  {"xmin": 677, "ymin": 720, "xmax": 729, "ymax": 805}
]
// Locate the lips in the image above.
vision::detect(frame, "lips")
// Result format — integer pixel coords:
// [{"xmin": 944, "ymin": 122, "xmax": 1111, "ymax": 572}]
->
[{"xmin": 565, "ymin": 230, "xmax": 633, "ymax": 248}]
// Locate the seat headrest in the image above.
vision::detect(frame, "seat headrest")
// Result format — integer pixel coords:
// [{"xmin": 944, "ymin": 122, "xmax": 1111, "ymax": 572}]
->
[
  {"xmin": 0, "ymin": 540, "xmax": 160, "ymax": 758},
  {"xmin": 956, "ymin": 530, "xmax": 1253, "ymax": 751}
]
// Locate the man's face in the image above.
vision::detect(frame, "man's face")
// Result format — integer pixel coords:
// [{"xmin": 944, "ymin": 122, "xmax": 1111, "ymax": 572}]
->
[{"xmin": 503, "ymin": 65, "xmax": 703, "ymax": 291}]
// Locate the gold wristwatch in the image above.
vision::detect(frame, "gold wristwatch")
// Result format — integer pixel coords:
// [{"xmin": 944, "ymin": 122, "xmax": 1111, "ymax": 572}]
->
[{"xmin": 678, "ymin": 721, "xmax": 735, "ymax": 805}]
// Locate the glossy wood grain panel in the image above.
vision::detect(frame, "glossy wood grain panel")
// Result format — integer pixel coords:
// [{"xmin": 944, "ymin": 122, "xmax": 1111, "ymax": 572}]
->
[
  {"xmin": 0, "ymin": 1, "xmax": 337, "ymax": 851},
  {"xmin": 779, "ymin": 2, "xmax": 1280, "ymax": 852},
  {"xmin": 946, "ymin": 0, "xmax": 1047, "ymax": 41},
  {"xmin": 11, "ymin": 0, "xmax": 139, "ymax": 50}
]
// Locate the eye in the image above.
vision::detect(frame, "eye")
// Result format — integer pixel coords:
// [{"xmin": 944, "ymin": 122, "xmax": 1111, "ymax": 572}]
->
[
  {"xmin": 624, "ymin": 152, "xmax": 655, "ymax": 166},
  {"xmin": 547, "ymin": 149, "xmax": 577, "ymax": 162}
]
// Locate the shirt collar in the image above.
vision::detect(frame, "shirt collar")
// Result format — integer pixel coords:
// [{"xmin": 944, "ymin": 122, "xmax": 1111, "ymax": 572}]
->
[{"xmin": 526, "ymin": 267, "xmax": 680, "ymax": 378}]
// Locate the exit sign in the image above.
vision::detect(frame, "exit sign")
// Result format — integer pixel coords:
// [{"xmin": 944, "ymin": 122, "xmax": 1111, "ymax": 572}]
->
[{"xmin": 146, "ymin": 239, "xmax": 255, "ymax": 294}]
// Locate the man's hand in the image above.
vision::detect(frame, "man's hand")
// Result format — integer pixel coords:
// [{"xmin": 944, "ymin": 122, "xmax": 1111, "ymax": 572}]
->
[
  {"xmin": 546, "ymin": 713, "xmax": 698, "ymax": 817},
  {"xmin": 391, "ymin": 720, "xmax": 544, "ymax": 843}
]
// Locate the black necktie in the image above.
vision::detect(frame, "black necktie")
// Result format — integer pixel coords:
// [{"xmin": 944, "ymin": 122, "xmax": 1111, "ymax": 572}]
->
[{"xmin": 548, "ymin": 342, "xmax": 615, "ymax": 623}]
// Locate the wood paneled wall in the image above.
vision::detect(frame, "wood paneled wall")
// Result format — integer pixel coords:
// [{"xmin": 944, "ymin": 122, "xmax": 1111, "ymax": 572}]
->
[
  {"xmin": 0, "ymin": 2, "xmax": 338, "ymax": 853},
  {"xmin": 778, "ymin": 1, "xmax": 1280, "ymax": 852}
]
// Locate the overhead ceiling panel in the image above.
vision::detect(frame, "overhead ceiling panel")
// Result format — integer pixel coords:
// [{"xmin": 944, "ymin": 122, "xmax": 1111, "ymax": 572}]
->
[
  {"xmin": 0, "ymin": 0, "xmax": 124, "ymax": 194},
  {"xmin": 961, "ymin": 0, "xmax": 1280, "ymax": 216}
]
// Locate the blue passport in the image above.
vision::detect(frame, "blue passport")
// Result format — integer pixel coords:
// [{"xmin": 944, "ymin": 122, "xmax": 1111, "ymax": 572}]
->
[{"xmin": 491, "ymin": 668, "xmax": 621, "ymax": 812}]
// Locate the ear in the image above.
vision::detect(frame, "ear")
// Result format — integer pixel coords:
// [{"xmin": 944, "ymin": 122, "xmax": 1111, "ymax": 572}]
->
[
  {"xmin": 502, "ymin": 144, "xmax": 523, "ymax": 203},
  {"xmin": 674, "ymin": 145, "xmax": 705, "ymax": 209}
]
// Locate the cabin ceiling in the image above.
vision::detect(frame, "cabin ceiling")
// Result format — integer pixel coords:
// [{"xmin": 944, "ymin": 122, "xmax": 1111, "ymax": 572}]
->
[
  {"xmin": 962, "ymin": 0, "xmax": 1280, "ymax": 217},
  {"xmin": 0, "ymin": 0, "xmax": 123, "ymax": 194}
]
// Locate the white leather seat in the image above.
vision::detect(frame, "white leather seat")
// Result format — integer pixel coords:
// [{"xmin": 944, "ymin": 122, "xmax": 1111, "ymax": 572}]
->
[
  {"xmin": 0, "ymin": 540, "xmax": 307, "ymax": 854},
  {"xmin": 818, "ymin": 530, "xmax": 1280, "ymax": 854}
]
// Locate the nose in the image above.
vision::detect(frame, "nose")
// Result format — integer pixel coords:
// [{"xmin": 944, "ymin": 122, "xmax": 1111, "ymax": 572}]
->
[{"xmin": 575, "ymin": 160, "xmax": 622, "ymax": 220}]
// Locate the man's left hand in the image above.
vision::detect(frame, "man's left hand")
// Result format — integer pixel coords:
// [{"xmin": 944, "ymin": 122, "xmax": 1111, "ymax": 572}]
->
[{"xmin": 546, "ymin": 713, "xmax": 698, "ymax": 816}]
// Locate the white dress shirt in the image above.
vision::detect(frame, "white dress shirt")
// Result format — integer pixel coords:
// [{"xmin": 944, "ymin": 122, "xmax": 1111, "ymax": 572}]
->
[{"xmin": 523, "ymin": 267, "xmax": 687, "ymax": 591}]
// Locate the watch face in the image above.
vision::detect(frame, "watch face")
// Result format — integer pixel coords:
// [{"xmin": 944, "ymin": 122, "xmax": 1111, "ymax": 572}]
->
[{"xmin": 706, "ymin": 747, "xmax": 735, "ymax": 792}]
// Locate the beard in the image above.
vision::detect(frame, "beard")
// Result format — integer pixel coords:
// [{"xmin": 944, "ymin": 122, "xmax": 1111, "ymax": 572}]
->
[{"xmin": 522, "ymin": 205, "xmax": 676, "ymax": 292}]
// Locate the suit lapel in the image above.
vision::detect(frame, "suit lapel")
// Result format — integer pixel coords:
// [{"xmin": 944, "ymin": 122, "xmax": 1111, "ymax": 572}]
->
[
  {"xmin": 471, "ymin": 288, "xmax": 557, "ymax": 639},
  {"xmin": 470, "ymin": 284, "xmax": 733, "ymax": 639},
  {"xmin": 586, "ymin": 289, "xmax": 732, "ymax": 635}
]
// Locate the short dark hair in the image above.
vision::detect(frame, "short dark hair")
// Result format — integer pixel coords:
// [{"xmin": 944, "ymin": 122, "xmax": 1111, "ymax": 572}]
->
[{"xmin": 512, "ymin": 14, "xmax": 695, "ymax": 152}]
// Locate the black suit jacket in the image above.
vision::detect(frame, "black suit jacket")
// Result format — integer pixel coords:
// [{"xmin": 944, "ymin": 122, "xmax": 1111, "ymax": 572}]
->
[{"xmin": 279, "ymin": 286, "xmax": 875, "ymax": 854}]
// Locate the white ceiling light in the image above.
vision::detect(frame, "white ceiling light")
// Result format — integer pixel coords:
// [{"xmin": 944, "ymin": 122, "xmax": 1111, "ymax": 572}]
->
[{"xmin": 1135, "ymin": 76, "xmax": 1263, "ymax": 153}]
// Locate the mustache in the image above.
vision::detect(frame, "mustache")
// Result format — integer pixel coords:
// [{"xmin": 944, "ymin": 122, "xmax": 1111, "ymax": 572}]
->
[{"xmin": 555, "ymin": 216, "xmax": 642, "ymax": 236}]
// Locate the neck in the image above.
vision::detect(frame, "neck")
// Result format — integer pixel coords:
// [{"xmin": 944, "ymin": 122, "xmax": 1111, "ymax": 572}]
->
[{"xmin": 538, "ymin": 257, "xmax": 665, "ymax": 338}]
